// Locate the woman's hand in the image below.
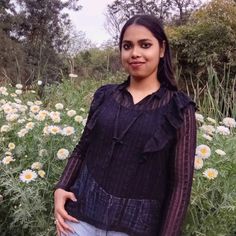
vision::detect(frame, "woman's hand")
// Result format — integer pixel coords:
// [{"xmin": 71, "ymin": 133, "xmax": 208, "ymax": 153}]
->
[{"xmin": 54, "ymin": 188, "xmax": 79, "ymax": 236}]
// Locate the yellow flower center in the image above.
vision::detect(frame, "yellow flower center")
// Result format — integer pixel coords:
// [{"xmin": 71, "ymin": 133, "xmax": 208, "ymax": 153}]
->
[
  {"xmin": 25, "ymin": 174, "xmax": 33, "ymax": 180},
  {"xmin": 201, "ymin": 148, "xmax": 207, "ymax": 155}
]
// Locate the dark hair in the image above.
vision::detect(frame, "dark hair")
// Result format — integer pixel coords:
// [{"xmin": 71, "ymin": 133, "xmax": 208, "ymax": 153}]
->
[{"xmin": 119, "ymin": 15, "xmax": 177, "ymax": 91}]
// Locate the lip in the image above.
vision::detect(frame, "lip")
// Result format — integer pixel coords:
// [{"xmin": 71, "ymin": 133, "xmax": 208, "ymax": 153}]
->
[{"xmin": 129, "ymin": 61, "xmax": 145, "ymax": 68}]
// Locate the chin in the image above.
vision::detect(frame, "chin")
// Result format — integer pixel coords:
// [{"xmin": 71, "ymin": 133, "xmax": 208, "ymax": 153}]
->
[{"xmin": 129, "ymin": 73, "xmax": 147, "ymax": 80}]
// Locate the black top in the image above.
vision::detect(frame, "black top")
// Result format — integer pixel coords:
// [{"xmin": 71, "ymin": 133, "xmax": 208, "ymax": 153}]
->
[{"xmin": 55, "ymin": 78, "xmax": 197, "ymax": 236}]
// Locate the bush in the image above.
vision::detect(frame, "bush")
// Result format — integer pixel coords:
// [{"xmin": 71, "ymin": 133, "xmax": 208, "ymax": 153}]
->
[{"xmin": 0, "ymin": 76, "xmax": 235, "ymax": 235}]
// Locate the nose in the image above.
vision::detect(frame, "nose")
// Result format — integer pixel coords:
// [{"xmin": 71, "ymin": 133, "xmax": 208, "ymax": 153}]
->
[{"xmin": 131, "ymin": 46, "xmax": 141, "ymax": 58}]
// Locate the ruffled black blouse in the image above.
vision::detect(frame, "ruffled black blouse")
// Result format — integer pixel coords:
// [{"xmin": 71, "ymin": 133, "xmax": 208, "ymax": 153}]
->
[{"xmin": 55, "ymin": 78, "xmax": 197, "ymax": 236}]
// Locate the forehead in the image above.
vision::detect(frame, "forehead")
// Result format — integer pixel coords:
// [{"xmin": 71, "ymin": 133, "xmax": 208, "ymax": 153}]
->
[{"xmin": 122, "ymin": 24, "xmax": 156, "ymax": 42}]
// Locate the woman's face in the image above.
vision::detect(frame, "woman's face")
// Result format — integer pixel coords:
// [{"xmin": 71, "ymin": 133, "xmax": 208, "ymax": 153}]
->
[{"xmin": 121, "ymin": 24, "xmax": 165, "ymax": 81}]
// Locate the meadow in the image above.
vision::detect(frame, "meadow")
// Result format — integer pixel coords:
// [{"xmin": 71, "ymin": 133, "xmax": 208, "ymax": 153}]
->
[{"xmin": 0, "ymin": 74, "xmax": 235, "ymax": 236}]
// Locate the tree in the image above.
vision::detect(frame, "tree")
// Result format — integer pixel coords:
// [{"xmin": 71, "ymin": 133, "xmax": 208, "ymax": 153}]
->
[
  {"xmin": 169, "ymin": 0, "xmax": 202, "ymax": 25},
  {"xmin": 15, "ymin": 0, "xmax": 82, "ymax": 84},
  {"xmin": 63, "ymin": 28, "xmax": 94, "ymax": 74},
  {"xmin": 105, "ymin": 0, "xmax": 172, "ymax": 43},
  {"xmin": 0, "ymin": 0, "xmax": 25, "ymax": 82},
  {"xmin": 167, "ymin": 0, "xmax": 236, "ymax": 83},
  {"xmin": 0, "ymin": 0, "xmax": 82, "ymax": 84},
  {"xmin": 105, "ymin": 0, "xmax": 202, "ymax": 43}
]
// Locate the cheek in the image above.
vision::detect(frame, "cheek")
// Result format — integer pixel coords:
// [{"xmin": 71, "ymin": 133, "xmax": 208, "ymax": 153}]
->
[{"xmin": 120, "ymin": 52, "xmax": 129, "ymax": 65}]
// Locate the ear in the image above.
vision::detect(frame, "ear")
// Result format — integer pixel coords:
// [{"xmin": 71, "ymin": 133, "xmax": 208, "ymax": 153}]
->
[{"xmin": 160, "ymin": 40, "xmax": 166, "ymax": 58}]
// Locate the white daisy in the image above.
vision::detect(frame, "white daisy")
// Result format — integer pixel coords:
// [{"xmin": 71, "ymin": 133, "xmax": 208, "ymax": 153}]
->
[
  {"xmin": 6, "ymin": 113, "xmax": 20, "ymax": 122},
  {"xmin": 43, "ymin": 126, "xmax": 50, "ymax": 136},
  {"xmin": 0, "ymin": 86, "xmax": 8, "ymax": 94},
  {"xmin": 27, "ymin": 101, "xmax": 34, "ymax": 106},
  {"xmin": 222, "ymin": 117, "xmax": 236, "ymax": 128},
  {"xmin": 55, "ymin": 103, "xmax": 64, "ymax": 110},
  {"xmin": 203, "ymin": 168, "xmax": 218, "ymax": 180},
  {"xmin": 202, "ymin": 134, "xmax": 213, "ymax": 141},
  {"xmin": 17, "ymin": 128, "xmax": 28, "ymax": 137},
  {"xmin": 216, "ymin": 126, "xmax": 230, "ymax": 135},
  {"xmin": 74, "ymin": 115, "xmax": 83, "ymax": 123},
  {"xmin": 18, "ymin": 119, "xmax": 26, "ymax": 124},
  {"xmin": 49, "ymin": 111, "xmax": 61, "ymax": 123},
  {"xmin": 15, "ymin": 89, "xmax": 23, "ymax": 95},
  {"xmin": 31, "ymin": 162, "xmax": 43, "ymax": 170},
  {"xmin": 1, "ymin": 125, "xmax": 11, "ymax": 132},
  {"xmin": 30, "ymin": 105, "xmax": 40, "ymax": 114},
  {"xmin": 37, "ymin": 110, "xmax": 48, "ymax": 120},
  {"xmin": 57, "ymin": 148, "xmax": 70, "ymax": 160},
  {"xmin": 48, "ymin": 125, "xmax": 61, "ymax": 135},
  {"xmin": 19, "ymin": 169, "xmax": 37, "ymax": 183},
  {"xmin": 215, "ymin": 149, "xmax": 226, "ymax": 156},
  {"xmin": 62, "ymin": 126, "xmax": 75, "ymax": 136},
  {"xmin": 67, "ymin": 110, "xmax": 77, "ymax": 117},
  {"xmin": 38, "ymin": 170, "xmax": 46, "ymax": 178},
  {"xmin": 2, "ymin": 156, "xmax": 15, "ymax": 165},
  {"xmin": 195, "ymin": 113, "xmax": 204, "ymax": 122},
  {"xmin": 194, "ymin": 156, "xmax": 203, "ymax": 170},
  {"xmin": 8, "ymin": 143, "xmax": 16, "ymax": 150},
  {"xmin": 196, "ymin": 144, "xmax": 211, "ymax": 159},
  {"xmin": 34, "ymin": 100, "xmax": 43, "ymax": 106},
  {"xmin": 25, "ymin": 122, "xmax": 35, "ymax": 130},
  {"xmin": 15, "ymin": 84, "xmax": 23, "ymax": 89},
  {"xmin": 200, "ymin": 125, "xmax": 215, "ymax": 135}
]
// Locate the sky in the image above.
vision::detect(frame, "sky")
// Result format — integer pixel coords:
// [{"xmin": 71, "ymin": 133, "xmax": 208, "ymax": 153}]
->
[
  {"xmin": 69, "ymin": 0, "xmax": 114, "ymax": 46},
  {"xmin": 69, "ymin": 0, "xmax": 210, "ymax": 46}
]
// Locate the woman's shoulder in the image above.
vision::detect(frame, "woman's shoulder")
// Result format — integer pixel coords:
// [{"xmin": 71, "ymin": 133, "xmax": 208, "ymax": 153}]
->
[
  {"xmin": 93, "ymin": 83, "xmax": 119, "ymax": 98},
  {"xmin": 161, "ymin": 89, "xmax": 196, "ymax": 129},
  {"xmin": 166, "ymin": 89, "xmax": 196, "ymax": 111}
]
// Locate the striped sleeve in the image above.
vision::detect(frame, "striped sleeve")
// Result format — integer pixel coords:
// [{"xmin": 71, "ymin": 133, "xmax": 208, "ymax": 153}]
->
[
  {"xmin": 159, "ymin": 104, "xmax": 197, "ymax": 236},
  {"xmin": 54, "ymin": 114, "xmax": 91, "ymax": 191},
  {"xmin": 54, "ymin": 85, "xmax": 108, "ymax": 191}
]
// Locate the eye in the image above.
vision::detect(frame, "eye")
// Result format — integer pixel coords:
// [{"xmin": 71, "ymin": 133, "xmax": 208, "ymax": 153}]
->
[
  {"xmin": 122, "ymin": 43, "xmax": 132, "ymax": 50},
  {"xmin": 141, "ymin": 43, "xmax": 152, "ymax": 49}
]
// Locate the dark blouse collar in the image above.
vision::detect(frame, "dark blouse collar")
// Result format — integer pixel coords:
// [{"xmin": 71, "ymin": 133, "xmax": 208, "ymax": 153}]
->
[{"xmin": 117, "ymin": 76, "xmax": 166, "ymax": 99}]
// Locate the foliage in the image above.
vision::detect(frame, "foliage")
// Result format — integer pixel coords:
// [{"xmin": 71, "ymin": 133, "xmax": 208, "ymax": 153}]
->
[
  {"xmin": 183, "ymin": 116, "xmax": 236, "ymax": 235},
  {"xmin": 0, "ymin": 73, "xmax": 236, "ymax": 235},
  {"xmin": 167, "ymin": 0, "xmax": 236, "ymax": 80},
  {"xmin": 0, "ymin": 79, "xmax": 88, "ymax": 235},
  {"xmin": 0, "ymin": 0, "xmax": 82, "ymax": 85},
  {"xmin": 183, "ymin": 64, "xmax": 236, "ymax": 120},
  {"xmin": 74, "ymin": 46, "xmax": 122, "ymax": 78},
  {"xmin": 105, "ymin": 0, "xmax": 202, "ymax": 43}
]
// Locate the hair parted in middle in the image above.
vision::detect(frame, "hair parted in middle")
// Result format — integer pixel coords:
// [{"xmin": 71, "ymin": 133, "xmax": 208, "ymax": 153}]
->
[{"xmin": 119, "ymin": 14, "xmax": 177, "ymax": 91}]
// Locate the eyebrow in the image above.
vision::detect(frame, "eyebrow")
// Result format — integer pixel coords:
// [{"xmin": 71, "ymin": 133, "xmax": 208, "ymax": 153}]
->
[{"xmin": 122, "ymin": 39, "xmax": 152, "ymax": 44}]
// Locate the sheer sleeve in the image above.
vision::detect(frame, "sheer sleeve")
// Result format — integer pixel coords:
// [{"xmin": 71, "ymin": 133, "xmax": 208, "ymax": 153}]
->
[
  {"xmin": 54, "ymin": 85, "xmax": 109, "ymax": 191},
  {"xmin": 159, "ymin": 104, "xmax": 196, "ymax": 236}
]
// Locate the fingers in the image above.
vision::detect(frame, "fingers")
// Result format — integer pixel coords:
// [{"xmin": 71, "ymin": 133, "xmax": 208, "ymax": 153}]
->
[
  {"xmin": 56, "ymin": 214, "xmax": 75, "ymax": 235},
  {"xmin": 56, "ymin": 227, "xmax": 61, "ymax": 236},
  {"xmin": 67, "ymin": 192, "xmax": 77, "ymax": 202},
  {"xmin": 54, "ymin": 189, "xmax": 79, "ymax": 235},
  {"xmin": 57, "ymin": 207, "xmax": 79, "ymax": 222}
]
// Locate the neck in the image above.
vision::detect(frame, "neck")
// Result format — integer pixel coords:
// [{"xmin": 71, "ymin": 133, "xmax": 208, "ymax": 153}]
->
[{"xmin": 129, "ymin": 75, "xmax": 160, "ymax": 93}]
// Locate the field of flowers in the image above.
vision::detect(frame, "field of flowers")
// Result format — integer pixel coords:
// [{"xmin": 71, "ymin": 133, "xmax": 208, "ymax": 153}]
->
[{"xmin": 0, "ymin": 78, "xmax": 236, "ymax": 236}]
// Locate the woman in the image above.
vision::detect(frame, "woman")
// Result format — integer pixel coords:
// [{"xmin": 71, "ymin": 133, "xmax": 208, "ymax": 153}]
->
[{"xmin": 54, "ymin": 14, "xmax": 196, "ymax": 236}]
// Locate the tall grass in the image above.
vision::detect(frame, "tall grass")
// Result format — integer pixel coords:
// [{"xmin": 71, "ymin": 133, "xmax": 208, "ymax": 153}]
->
[
  {"xmin": 0, "ymin": 70, "xmax": 235, "ymax": 235},
  {"xmin": 184, "ymin": 65, "xmax": 236, "ymax": 119}
]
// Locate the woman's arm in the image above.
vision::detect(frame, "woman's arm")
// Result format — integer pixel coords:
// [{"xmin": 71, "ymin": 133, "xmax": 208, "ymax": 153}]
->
[
  {"xmin": 55, "ymin": 85, "xmax": 108, "ymax": 190},
  {"xmin": 54, "ymin": 124, "xmax": 90, "ymax": 190},
  {"xmin": 159, "ymin": 105, "xmax": 196, "ymax": 236}
]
